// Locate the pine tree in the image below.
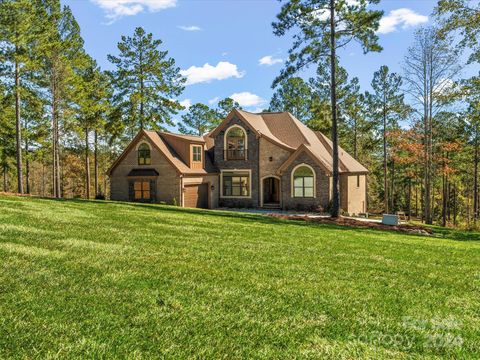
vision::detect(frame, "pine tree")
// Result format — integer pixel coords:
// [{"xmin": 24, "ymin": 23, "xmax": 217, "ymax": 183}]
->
[
  {"xmin": 178, "ymin": 103, "xmax": 218, "ymax": 136},
  {"xmin": 272, "ymin": 0, "xmax": 383, "ymax": 217},
  {"xmin": 435, "ymin": 0, "xmax": 480, "ymax": 63},
  {"xmin": 38, "ymin": 1, "xmax": 87, "ymax": 198},
  {"xmin": 108, "ymin": 27, "xmax": 185, "ymax": 134},
  {"xmin": 76, "ymin": 57, "xmax": 111, "ymax": 199},
  {"xmin": 403, "ymin": 27, "xmax": 460, "ymax": 224},
  {"xmin": 367, "ymin": 65, "xmax": 409, "ymax": 213},
  {"xmin": 0, "ymin": 0, "xmax": 42, "ymax": 193},
  {"xmin": 216, "ymin": 97, "xmax": 241, "ymax": 119},
  {"xmin": 269, "ymin": 77, "xmax": 314, "ymax": 122}
]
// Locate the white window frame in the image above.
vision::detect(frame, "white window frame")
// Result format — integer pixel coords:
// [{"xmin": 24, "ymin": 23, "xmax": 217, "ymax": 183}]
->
[
  {"xmin": 224, "ymin": 125, "xmax": 248, "ymax": 160},
  {"xmin": 192, "ymin": 145, "xmax": 202, "ymax": 162},
  {"xmin": 220, "ymin": 169, "xmax": 252, "ymax": 198},
  {"xmin": 291, "ymin": 163, "xmax": 316, "ymax": 198}
]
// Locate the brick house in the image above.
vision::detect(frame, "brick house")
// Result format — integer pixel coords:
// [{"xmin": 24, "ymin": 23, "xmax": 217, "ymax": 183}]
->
[{"xmin": 108, "ymin": 109, "xmax": 368, "ymax": 214}]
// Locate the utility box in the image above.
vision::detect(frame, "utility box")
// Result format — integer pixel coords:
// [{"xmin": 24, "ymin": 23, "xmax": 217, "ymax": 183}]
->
[{"xmin": 382, "ymin": 214, "xmax": 399, "ymax": 226}]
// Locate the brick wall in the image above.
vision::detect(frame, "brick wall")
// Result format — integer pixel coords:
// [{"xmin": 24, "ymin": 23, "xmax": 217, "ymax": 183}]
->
[
  {"xmin": 281, "ymin": 151, "xmax": 330, "ymax": 211},
  {"xmin": 214, "ymin": 116, "xmax": 259, "ymax": 208},
  {"xmin": 110, "ymin": 135, "xmax": 180, "ymax": 204}
]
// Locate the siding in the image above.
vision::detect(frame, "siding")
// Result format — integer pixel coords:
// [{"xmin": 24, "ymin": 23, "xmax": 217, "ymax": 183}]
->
[
  {"xmin": 344, "ymin": 174, "xmax": 367, "ymax": 215},
  {"xmin": 110, "ymin": 135, "xmax": 180, "ymax": 204}
]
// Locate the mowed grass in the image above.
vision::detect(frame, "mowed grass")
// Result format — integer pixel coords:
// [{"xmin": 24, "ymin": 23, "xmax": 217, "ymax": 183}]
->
[{"xmin": 0, "ymin": 196, "xmax": 479, "ymax": 359}]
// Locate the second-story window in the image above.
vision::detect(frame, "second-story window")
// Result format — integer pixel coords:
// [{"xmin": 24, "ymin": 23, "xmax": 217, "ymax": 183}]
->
[
  {"xmin": 138, "ymin": 143, "xmax": 151, "ymax": 165},
  {"xmin": 192, "ymin": 145, "xmax": 202, "ymax": 162},
  {"xmin": 225, "ymin": 126, "xmax": 246, "ymax": 160}
]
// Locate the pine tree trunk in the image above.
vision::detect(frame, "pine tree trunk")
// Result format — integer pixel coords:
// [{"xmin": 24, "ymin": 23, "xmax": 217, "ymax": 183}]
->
[
  {"xmin": 139, "ymin": 46, "xmax": 144, "ymax": 130},
  {"xmin": 51, "ymin": 76, "xmax": 57, "ymax": 197},
  {"xmin": 453, "ymin": 187, "xmax": 457, "ymax": 226},
  {"xmin": 442, "ymin": 173, "xmax": 447, "ymax": 227},
  {"xmin": 407, "ymin": 178, "xmax": 412, "ymax": 221},
  {"xmin": 3, "ymin": 165, "xmax": 7, "ymax": 192},
  {"xmin": 55, "ymin": 114, "xmax": 61, "ymax": 197},
  {"xmin": 353, "ymin": 117, "xmax": 357, "ymax": 159},
  {"xmin": 474, "ymin": 126, "xmax": 478, "ymax": 221},
  {"xmin": 85, "ymin": 126, "xmax": 90, "ymax": 199},
  {"xmin": 94, "ymin": 129, "xmax": 99, "ymax": 197},
  {"xmin": 15, "ymin": 54, "xmax": 24, "ymax": 194},
  {"xmin": 390, "ymin": 159, "xmax": 395, "ymax": 212},
  {"xmin": 383, "ymin": 101, "xmax": 388, "ymax": 213},
  {"xmin": 42, "ymin": 162, "xmax": 45, "ymax": 197},
  {"xmin": 25, "ymin": 140, "xmax": 30, "ymax": 194},
  {"xmin": 330, "ymin": 0, "xmax": 340, "ymax": 218}
]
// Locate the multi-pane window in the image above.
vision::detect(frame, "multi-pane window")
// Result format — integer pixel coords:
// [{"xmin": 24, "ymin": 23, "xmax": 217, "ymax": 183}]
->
[
  {"xmin": 134, "ymin": 180, "xmax": 151, "ymax": 201},
  {"xmin": 138, "ymin": 143, "xmax": 151, "ymax": 165},
  {"xmin": 293, "ymin": 166, "xmax": 314, "ymax": 198},
  {"xmin": 193, "ymin": 146, "xmax": 202, "ymax": 162},
  {"xmin": 222, "ymin": 171, "xmax": 250, "ymax": 197},
  {"xmin": 225, "ymin": 127, "xmax": 246, "ymax": 160}
]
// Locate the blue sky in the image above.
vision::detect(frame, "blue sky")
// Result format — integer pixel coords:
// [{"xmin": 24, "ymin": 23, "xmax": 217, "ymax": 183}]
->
[{"xmin": 64, "ymin": 0, "xmax": 438, "ymax": 128}]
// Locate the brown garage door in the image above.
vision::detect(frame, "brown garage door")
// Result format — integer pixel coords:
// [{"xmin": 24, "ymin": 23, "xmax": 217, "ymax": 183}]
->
[{"xmin": 184, "ymin": 184, "xmax": 209, "ymax": 208}]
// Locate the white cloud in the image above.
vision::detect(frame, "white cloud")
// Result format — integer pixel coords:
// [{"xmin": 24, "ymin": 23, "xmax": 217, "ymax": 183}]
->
[
  {"xmin": 208, "ymin": 97, "xmax": 220, "ymax": 105},
  {"xmin": 180, "ymin": 61, "xmax": 245, "ymax": 86},
  {"xmin": 92, "ymin": 0, "xmax": 176, "ymax": 22},
  {"xmin": 258, "ymin": 55, "xmax": 283, "ymax": 66},
  {"xmin": 230, "ymin": 92, "xmax": 265, "ymax": 107},
  {"xmin": 377, "ymin": 8, "xmax": 428, "ymax": 34},
  {"xmin": 178, "ymin": 25, "xmax": 202, "ymax": 31},
  {"xmin": 179, "ymin": 99, "xmax": 191, "ymax": 109}
]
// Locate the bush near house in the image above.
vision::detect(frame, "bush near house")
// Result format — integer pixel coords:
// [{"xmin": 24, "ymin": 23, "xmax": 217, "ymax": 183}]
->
[{"xmin": 0, "ymin": 195, "xmax": 479, "ymax": 359}]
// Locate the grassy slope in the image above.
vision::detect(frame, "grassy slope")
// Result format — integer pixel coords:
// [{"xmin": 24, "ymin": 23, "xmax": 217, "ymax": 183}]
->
[{"xmin": 0, "ymin": 195, "xmax": 479, "ymax": 359}]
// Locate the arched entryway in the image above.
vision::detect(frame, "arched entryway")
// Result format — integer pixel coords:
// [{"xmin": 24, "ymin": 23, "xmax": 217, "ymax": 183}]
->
[{"xmin": 262, "ymin": 176, "xmax": 281, "ymax": 208}]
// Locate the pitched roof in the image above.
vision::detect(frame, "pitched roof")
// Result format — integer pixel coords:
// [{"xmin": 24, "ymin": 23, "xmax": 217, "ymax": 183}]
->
[
  {"xmin": 145, "ymin": 130, "xmax": 217, "ymax": 175},
  {"xmin": 210, "ymin": 109, "xmax": 368, "ymax": 174},
  {"xmin": 107, "ymin": 129, "xmax": 217, "ymax": 176},
  {"xmin": 160, "ymin": 132, "xmax": 205, "ymax": 143}
]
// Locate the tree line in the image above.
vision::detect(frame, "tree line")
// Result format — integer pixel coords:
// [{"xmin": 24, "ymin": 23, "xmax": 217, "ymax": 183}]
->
[{"xmin": 1, "ymin": 0, "xmax": 479, "ymax": 227}]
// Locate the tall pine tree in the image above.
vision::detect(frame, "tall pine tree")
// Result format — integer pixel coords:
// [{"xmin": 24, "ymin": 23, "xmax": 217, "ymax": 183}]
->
[
  {"xmin": 272, "ymin": 0, "xmax": 383, "ymax": 217},
  {"xmin": 108, "ymin": 27, "xmax": 185, "ymax": 134}
]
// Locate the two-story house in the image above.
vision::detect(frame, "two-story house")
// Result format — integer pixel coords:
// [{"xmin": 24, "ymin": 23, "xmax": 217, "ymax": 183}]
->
[{"xmin": 108, "ymin": 109, "xmax": 368, "ymax": 214}]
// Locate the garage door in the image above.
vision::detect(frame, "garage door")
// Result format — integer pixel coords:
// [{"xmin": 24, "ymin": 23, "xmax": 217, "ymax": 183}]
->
[{"xmin": 184, "ymin": 184, "xmax": 209, "ymax": 208}]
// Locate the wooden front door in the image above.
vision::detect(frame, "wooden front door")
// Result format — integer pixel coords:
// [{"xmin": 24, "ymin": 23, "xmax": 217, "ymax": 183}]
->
[{"xmin": 263, "ymin": 177, "xmax": 280, "ymax": 204}]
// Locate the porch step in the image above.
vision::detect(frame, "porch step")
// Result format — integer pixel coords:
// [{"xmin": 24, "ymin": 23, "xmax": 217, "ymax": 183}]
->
[{"xmin": 262, "ymin": 203, "xmax": 281, "ymax": 209}]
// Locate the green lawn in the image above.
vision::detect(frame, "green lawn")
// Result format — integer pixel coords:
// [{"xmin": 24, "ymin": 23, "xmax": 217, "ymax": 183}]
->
[{"xmin": 1, "ymin": 195, "xmax": 479, "ymax": 359}]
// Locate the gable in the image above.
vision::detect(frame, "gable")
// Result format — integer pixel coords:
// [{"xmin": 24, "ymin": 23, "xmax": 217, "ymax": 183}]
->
[
  {"xmin": 277, "ymin": 145, "xmax": 331, "ymax": 175},
  {"xmin": 108, "ymin": 133, "xmax": 178, "ymax": 177}
]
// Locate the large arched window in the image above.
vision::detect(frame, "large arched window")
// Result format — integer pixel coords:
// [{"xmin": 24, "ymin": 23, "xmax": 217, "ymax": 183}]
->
[
  {"xmin": 138, "ymin": 143, "xmax": 151, "ymax": 165},
  {"xmin": 292, "ymin": 164, "xmax": 315, "ymax": 198},
  {"xmin": 225, "ymin": 126, "xmax": 246, "ymax": 160}
]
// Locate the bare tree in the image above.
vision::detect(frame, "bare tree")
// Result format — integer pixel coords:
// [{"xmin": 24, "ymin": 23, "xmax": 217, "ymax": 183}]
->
[{"xmin": 403, "ymin": 27, "xmax": 460, "ymax": 224}]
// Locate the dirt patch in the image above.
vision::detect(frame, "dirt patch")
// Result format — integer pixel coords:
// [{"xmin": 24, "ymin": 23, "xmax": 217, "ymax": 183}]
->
[{"xmin": 269, "ymin": 214, "xmax": 433, "ymax": 235}]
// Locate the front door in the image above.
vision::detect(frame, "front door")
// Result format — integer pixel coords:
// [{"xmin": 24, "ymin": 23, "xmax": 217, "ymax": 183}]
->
[{"xmin": 263, "ymin": 177, "xmax": 280, "ymax": 205}]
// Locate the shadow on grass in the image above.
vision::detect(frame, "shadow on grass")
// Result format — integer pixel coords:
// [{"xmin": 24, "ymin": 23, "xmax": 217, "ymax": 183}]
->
[{"xmin": 19, "ymin": 196, "xmax": 480, "ymax": 242}]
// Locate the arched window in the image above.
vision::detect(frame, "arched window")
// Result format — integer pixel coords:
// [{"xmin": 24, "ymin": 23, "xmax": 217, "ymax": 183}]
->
[
  {"xmin": 292, "ymin": 165, "xmax": 315, "ymax": 198},
  {"xmin": 225, "ymin": 126, "xmax": 246, "ymax": 160},
  {"xmin": 138, "ymin": 143, "xmax": 151, "ymax": 165}
]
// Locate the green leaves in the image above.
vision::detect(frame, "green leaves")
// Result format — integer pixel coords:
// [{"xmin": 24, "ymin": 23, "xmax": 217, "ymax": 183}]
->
[
  {"xmin": 272, "ymin": 0, "xmax": 383, "ymax": 86},
  {"xmin": 178, "ymin": 103, "xmax": 218, "ymax": 136},
  {"xmin": 108, "ymin": 27, "xmax": 185, "ymax": 134}
]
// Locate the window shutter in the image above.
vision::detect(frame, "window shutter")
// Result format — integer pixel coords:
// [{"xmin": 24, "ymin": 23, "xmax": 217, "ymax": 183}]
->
[
  {"xmin": 150, "ymin": 180, "xmax": 156, "ymax": 202},
  {"xmin": 128, "ymin": 181, "xmax": 134, "ymax": 201}
]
